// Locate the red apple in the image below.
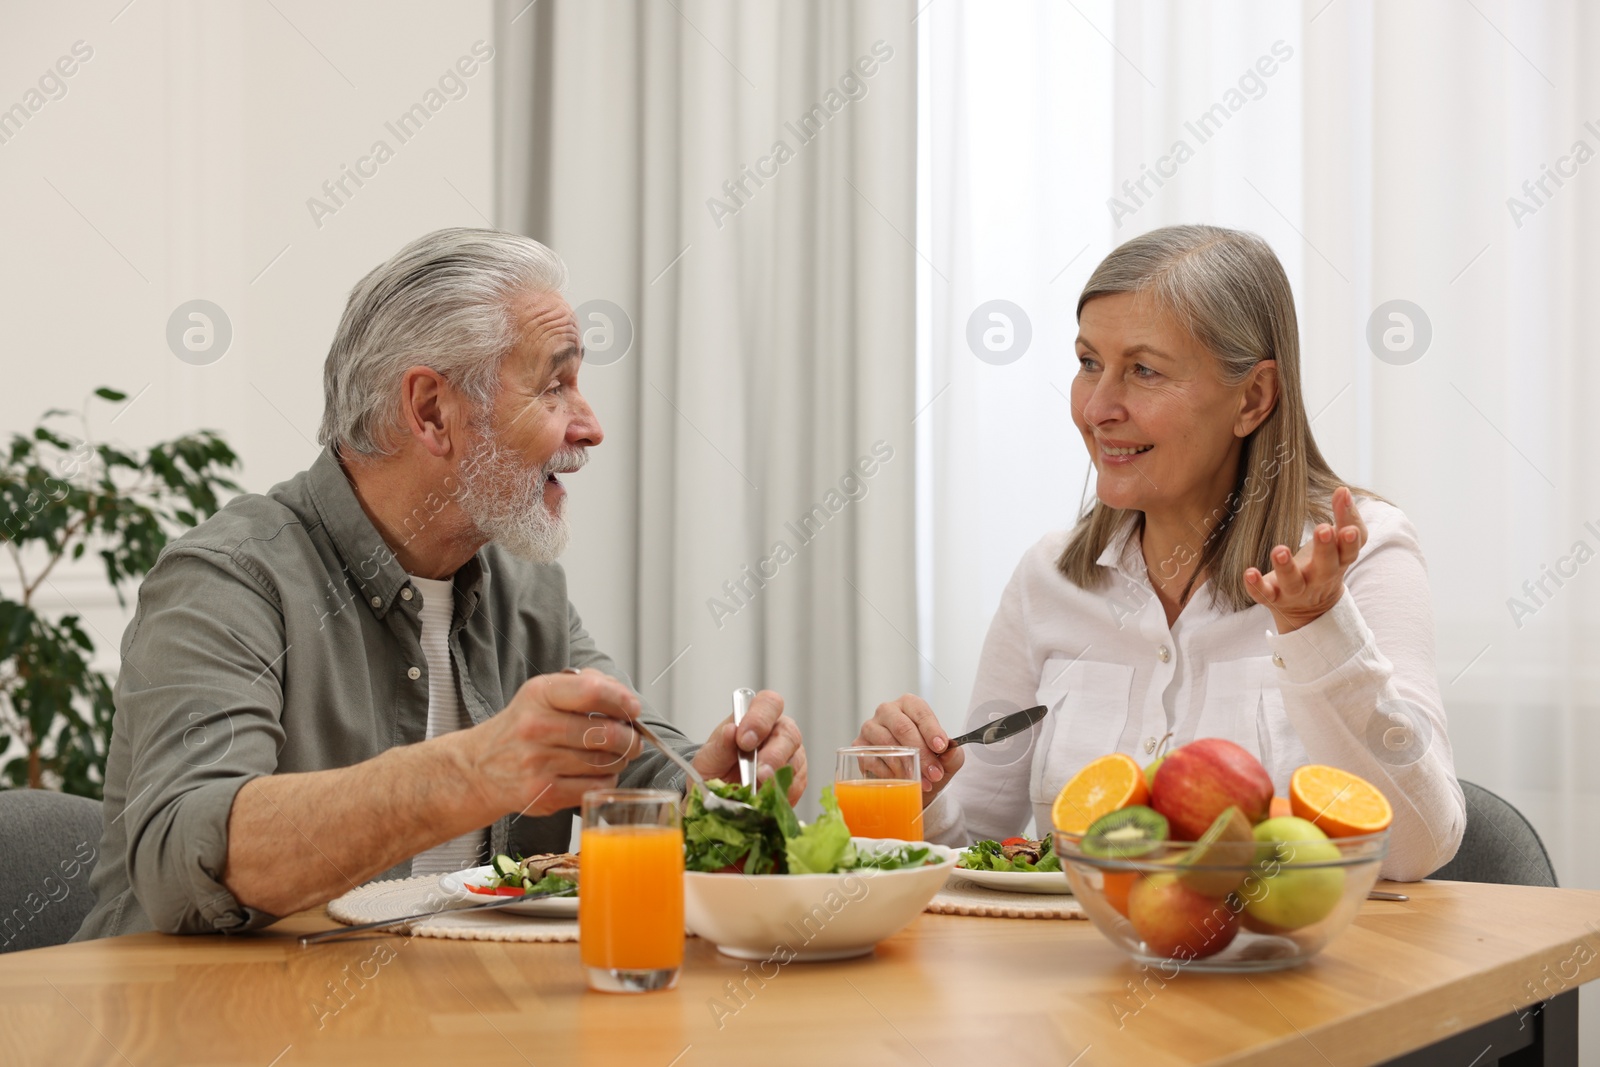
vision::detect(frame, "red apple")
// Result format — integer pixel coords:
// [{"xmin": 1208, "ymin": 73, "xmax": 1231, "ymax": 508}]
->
[
  {"xmin": 1150, "ymin": 739, "xmax": 1273, "ymax": 840},
  {"xmin": 1128, "ymin": 872, "xmax": 1241, "ymax": 960}
]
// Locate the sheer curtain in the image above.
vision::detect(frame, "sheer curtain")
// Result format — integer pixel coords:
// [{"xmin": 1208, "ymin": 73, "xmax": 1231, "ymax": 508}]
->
[
  {"xmin": 921, "ymin": 0, "xmax": 1596, "ymax": 923},
  {"xmin": 494, "ymin": 0, "xmax": 919, "ymax": 800}
]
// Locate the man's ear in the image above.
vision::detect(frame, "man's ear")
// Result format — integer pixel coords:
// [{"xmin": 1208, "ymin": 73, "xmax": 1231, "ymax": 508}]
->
[
  {"xmin": 398, "ymin": 366, "xmax": 457, "ymax": 458},
  {"xmin": 1236, "ymin": 359, "xmax": 1279, "ymax": 437}
]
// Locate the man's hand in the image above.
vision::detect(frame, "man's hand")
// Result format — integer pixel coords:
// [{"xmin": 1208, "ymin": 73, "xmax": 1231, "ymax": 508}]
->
[
  {"xmin": 691, "ymin": 689, "xmax": 807, "ymax": 804},
  {"xmin": 855, "ymin": 694, "xmax": 964, "ymax": 803},
  {"xmin": 456, "ymin": 668, "xmax": 645, "ymax": 818},
  {"xmin": 226, "ymin": 669, "xmax": 644, "ymax": 919}
]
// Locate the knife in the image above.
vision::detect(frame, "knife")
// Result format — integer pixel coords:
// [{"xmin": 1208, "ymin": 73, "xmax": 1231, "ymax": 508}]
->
[{"xmin": 948, "ymin": 703, "xmax": 1050, "ymax": 747}]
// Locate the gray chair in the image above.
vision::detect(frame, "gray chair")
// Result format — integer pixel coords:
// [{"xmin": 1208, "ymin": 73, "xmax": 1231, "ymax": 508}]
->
[
  {"xmin": 0, "ymin": 789, "xmax": 104, "ymax": 953},
  {"xmin": 1427, "ymin": 780, "xmax": 1557, "ymax": 887}
]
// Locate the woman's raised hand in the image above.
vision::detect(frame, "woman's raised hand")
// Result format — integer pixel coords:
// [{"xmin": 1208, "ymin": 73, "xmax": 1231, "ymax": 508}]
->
[
  {"xmin": 854, "ymin": 694, "xmax": 965, "ymax": 803},
  {"xmin": 1244, "ymin": 485, "xmax": 1369, "ymax": 633}
]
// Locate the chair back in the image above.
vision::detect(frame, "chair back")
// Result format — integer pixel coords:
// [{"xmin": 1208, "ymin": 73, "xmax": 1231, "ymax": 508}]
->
[
  {"xmin": 1428, "ymin": 780, "xmax": 1557, "ymax": 887},
  {"xmin": 0, "ymin": 789, "xmax": 104, "ymax": 953}
]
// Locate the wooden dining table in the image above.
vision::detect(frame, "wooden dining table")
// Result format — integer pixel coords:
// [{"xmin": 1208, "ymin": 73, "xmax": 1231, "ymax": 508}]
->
[{"xmin": 3, "ymin": 878, "xmax": 1597, "ymax": 1067}]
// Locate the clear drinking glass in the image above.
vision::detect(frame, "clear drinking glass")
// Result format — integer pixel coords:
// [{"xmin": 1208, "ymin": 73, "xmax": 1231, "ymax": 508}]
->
[
  {"xmin": 833, "ymin": 746, "xmax": 925, "ymax": 841},
  {"xmin": 578, "ymin": 789, "xmax": 684, "ymax": 993}
]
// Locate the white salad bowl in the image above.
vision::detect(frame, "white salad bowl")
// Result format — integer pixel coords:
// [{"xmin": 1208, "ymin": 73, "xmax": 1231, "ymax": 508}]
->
[{"xmin": 683, "ymin": 838, "xmax": 958, "ymax": 962}]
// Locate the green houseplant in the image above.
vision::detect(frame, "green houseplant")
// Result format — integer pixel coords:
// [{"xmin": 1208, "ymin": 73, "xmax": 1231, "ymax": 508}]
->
[{"xmin": 0, "ymin": 388, "xmax": 240, "ymax": 797}]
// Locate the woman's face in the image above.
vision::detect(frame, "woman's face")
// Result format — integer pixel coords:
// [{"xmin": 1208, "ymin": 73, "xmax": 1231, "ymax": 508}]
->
[{"xmin": 1071, "ymin": 291, "xmax": 1276, "ymax": 524}]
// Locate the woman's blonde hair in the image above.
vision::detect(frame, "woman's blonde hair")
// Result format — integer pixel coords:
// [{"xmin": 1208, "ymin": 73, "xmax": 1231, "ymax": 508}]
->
[{"xmin": 1057, "ymin": 224, "xmax": 1365, "ymax": 612}]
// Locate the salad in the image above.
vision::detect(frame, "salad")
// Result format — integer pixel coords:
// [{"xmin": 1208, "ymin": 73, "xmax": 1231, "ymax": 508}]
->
[
  {"xmin": 684, "ymin": 766, "xmax": 937, "ymax": 875},
  {"xmin": 957, "ymin": 836, "xmax": 1061, "ymax": 873},
  {"xmin": 465, "ymin": 852, "xmax": 579, "ymax": 896}
]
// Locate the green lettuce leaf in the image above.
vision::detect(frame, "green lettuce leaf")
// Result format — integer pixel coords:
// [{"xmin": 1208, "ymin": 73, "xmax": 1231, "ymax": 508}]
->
[
  {"xmin": 527, "ymin": 874, "xmax": 576, "ymax": 894},
  {"xmin": 784, "ymin": 785, "xmax": 856, "ymax": 874},
  {"xmin": 755, "ymin": 765, "xmax": 801, "ymax": 838},
  {"xmin": 682, "ymin": 770, "xmax": 793, "ymax": 874},
  {"xmin": 850, "ymin": 844, "xmax": 933, "ymax": 870}
]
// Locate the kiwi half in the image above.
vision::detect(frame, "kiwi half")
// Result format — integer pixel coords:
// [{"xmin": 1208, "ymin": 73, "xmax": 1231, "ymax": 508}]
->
[
  {"xmin": 1175, "ymin": 806, "xmax": 1255, "ymax": 898},
  {"xmin": 1082, "ymin": 805, "xmax": 1169, "ymax": 859}
]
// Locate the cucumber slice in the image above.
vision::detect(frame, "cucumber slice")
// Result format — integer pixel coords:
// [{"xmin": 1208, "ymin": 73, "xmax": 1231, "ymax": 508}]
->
[{"xmin": 491, "ymin": 854, "xmax": 520, "ymax": 878}]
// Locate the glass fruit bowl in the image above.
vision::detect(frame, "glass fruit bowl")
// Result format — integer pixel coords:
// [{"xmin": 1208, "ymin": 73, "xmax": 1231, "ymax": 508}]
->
[{"xmin": 1055, "ymin": 827, "xmax": 1389, "ymax": 972}]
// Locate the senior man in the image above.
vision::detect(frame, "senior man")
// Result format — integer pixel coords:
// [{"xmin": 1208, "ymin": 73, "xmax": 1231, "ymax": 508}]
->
[{"xmin": 75, "ymin": 229, "xmax": 806, "ymax": 938}]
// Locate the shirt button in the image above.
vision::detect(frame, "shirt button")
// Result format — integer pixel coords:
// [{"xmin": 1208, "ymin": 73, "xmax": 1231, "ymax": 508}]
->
[
  {"xmin": 1144, "ymin": 736, "xmax": 1158, "ymax": 754},
  {"xmin": 407, "ymin": 666, "xmax": 422, "ymax": 680},
  {"xmin": 1157, "ymin": 645, "xmax": 1171, "ymax": 663},
  {"xmin": 370, "ymin": 595, "xmax": 383, "ymax": 608},
  {"xmin": 401, "ymin": 587, "xmax": 414, "ymax": 601},
  {"xmin": 1272, "ymin": 653, "xmax": 1286, "ymax": 670}
]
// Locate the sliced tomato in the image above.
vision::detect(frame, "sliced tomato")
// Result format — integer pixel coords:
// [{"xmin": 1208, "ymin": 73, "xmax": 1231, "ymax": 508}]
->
[
  {"xmin": 1000, "ymin": 836, "xmax": 1029, "ymax": 847},
  {"xmin": 465, "ymin": 883, "xmax": 525, "ymax": 896}
]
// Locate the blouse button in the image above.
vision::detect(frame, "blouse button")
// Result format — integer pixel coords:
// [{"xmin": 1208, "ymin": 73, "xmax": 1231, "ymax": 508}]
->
[
  {"xmin": 1272, "ymin": 653, "xmax": 1286, "ymax": 670},
  {"xmin": 1157, "ymin": 645, "xmax": 1171, "ymax": 663},
  {"xmin": 401, "ymin": 586, "xmax": 414, "ymax": 601},
  {"xmin": 407, "ymin": 666, "xmax": 422, "ymax": 680}
]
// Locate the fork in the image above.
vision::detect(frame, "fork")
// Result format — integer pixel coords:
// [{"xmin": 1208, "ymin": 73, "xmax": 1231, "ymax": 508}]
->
[
  {"xmin": 629, "ymin": 715, "xmax": 769, "ymax": 827},
  {"xmin": 731, "ymin": 687, "xmax": 759, "ymax": 788},
  {"xmin": 297, "ymin": 888, "xmax": 575, "ymax": 946},
  {"xmin": 559, "ymin": 667, "xmax": 767, "ymax": 825}
]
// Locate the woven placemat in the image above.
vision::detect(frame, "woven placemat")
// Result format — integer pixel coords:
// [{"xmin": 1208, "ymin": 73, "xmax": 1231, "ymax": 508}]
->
[
  {"xmin": 326, "ymin": 874, "xmax": 579, "ymax": 942},
  {"xmin": 925, "ymin": 878, "xmax": 1087, "ymax": 919}
]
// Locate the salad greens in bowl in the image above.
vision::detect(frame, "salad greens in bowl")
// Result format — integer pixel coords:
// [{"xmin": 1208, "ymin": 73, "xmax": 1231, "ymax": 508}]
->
[
  {"xmin": 685, "ymin": 767, "xmax": 936, "ymax": 875},
  {"xmin": 682, "ymin": 768, "xmax": 956, "ymax": 961}
]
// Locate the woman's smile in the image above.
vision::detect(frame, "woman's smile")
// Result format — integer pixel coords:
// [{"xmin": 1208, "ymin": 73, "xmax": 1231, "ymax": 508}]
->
[{"xmin": 1096, "ymin": 437, "xmax": 1155, "ymax": 464}]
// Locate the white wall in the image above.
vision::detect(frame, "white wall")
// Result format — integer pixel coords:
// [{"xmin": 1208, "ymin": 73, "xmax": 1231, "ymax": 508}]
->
[{"xmin": 0, "ymin": 1, "xmax": 496, "ymax": 688}]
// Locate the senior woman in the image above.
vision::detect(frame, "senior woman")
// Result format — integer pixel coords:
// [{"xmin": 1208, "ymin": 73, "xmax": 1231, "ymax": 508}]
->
[{"xmin": 858, "ymin": 224, "xmax": 1464, "ymax": 881}]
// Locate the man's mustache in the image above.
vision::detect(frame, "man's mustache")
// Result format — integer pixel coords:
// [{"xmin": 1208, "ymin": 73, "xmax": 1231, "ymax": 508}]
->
[{"xmin": 543, "ymin": 448, "xmax": 588, "ymax": 477}]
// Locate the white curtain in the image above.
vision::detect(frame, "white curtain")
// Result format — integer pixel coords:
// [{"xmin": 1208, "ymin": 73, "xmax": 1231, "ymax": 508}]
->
[
  {"xmin": 922, "ymin": 0, "xmax": 1596, "ymax": 910},
  {"xmin": 494, "ymin": 0, "xmax": 919, "ymax": 803}
]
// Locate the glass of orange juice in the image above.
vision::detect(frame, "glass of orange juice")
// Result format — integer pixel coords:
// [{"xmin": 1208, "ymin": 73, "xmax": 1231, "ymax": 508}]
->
[
  {"xmin": 834, "ymin": 746, "xmax": 925, "ymax": 841},
  {"xmin": 579, "ymin": 789, "xmax": 684, "ymax": 993}
]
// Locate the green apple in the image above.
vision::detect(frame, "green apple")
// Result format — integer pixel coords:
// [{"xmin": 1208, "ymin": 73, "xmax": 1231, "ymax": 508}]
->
[
  {"xmin": 1242, "ymin": 817, "xmax": 1345, "ymax": 931},
  {"xmin": 1143, "ymin": 754, "xmax": 1167, "ymax": 790}
]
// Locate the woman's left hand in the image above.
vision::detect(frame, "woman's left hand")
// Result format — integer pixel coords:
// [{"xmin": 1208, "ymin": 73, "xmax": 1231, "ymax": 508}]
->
[{"xmin": 1244, "ymin": 486, "xmax": 1368, "ymax": 633}]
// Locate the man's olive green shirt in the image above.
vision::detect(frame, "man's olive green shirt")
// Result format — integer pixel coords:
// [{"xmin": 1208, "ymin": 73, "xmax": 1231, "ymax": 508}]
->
[{"xmin": 74, "ymin": 448, "xmax": 694, "ymax": 939}]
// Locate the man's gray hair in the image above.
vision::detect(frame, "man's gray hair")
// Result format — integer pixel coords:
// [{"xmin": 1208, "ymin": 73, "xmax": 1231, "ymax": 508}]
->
[{"xmin": 319, "ymin": 227, "xmax": 569, "ymax": 456}]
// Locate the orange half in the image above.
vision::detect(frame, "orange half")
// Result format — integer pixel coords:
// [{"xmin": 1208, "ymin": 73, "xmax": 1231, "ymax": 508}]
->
[
  {"xmin": 1289, "ymin": 764, "xmax": 1393, "ymax": 837},
  {"xmin": 1052, "ymin": 753, "xmax": 1149, "ymax": 835},
  {"xmin": 1102, "ymin": 870, "xmax": 1137, "ymax": 918}
]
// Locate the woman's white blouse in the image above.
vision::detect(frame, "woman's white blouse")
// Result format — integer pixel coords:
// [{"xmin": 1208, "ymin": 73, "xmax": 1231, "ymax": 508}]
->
[{"xmin": 922, "ymin": 497, "xmax": 1466, "ymax": 881}]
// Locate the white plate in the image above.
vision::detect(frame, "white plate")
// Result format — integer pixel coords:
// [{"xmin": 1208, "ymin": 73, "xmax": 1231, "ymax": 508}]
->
[
  {"xmin": 438, "ymin": 865, "xmax": 579, "ymax": 916},
  {"xmin": 948, "ymin": 866, "xmax": 1073, "ymax": 895}
]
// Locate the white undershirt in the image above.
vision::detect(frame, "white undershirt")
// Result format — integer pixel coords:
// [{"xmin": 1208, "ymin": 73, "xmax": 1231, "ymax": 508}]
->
[
  {"xmin": 408, "ymin": 574, "xmax": 487, "ymax": 875},
  {"xmin": 921, "ymin": 497, "xmax": 1466, "ymax": 882}
]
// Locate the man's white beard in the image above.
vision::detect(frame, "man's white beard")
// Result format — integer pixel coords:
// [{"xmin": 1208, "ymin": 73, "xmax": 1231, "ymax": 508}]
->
[{"xmin": 456, "ymin": 430, "xmax": 587, "ymax": 564}]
